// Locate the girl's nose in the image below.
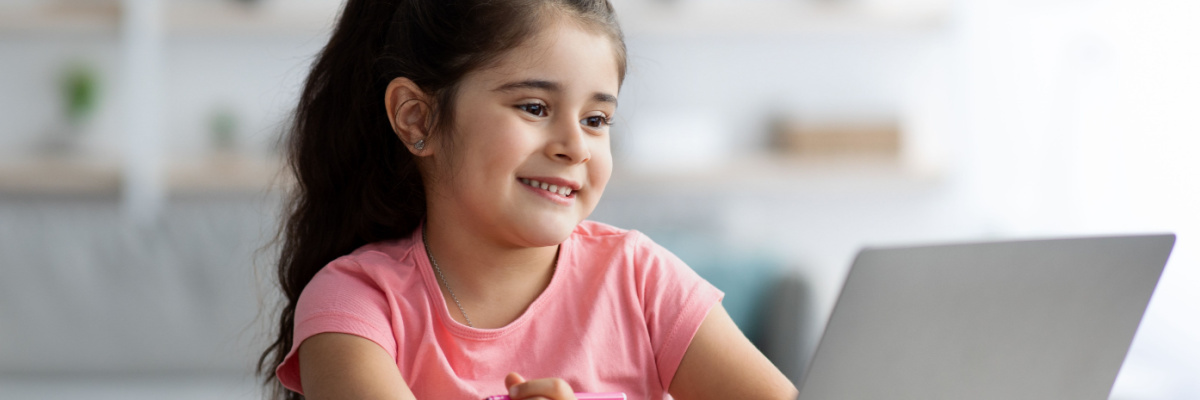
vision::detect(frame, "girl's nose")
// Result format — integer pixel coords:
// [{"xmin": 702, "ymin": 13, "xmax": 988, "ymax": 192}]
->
[{"xmin": 547, "ymin": 118, "xmax": 591, "ymax": 164}]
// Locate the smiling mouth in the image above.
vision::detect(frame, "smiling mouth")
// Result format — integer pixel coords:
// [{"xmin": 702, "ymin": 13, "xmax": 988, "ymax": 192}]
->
[{"xmin": 519, "ymin": 178, "xmax": 574, "ymax": 197}]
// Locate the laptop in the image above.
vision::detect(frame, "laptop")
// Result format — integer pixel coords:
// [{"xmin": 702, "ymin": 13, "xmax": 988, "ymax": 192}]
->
[{"xmin": 796, "ymin": 234, "xmax": 1175, "ymax": 400}]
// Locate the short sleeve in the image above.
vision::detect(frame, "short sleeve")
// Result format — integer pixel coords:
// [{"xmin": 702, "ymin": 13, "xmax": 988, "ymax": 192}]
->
[
  {"xmin": 632, "ymin": 232, "xmax": 725, "ymax": 391},
  {"xmin": 275, "ymin": 257, "xmax": 397, "ymax": 395}
]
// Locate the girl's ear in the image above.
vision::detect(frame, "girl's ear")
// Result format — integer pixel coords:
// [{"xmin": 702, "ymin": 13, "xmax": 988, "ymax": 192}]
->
[{"xmin": 385, "ymin": 77, "xmax": 434, "ymax": 156}]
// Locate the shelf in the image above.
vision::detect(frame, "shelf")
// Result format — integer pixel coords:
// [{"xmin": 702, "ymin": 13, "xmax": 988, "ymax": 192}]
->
[
  {"xmin": 0, "ymin": 153, "xmax": 288, "ymax": 197},
  {"xmin": 166, "ymin": 2, "xmax": 337, "ymax": 36},
  {"xmin": 0, "ymin": 2, "xmax": 121, "ymax": 35},
  {"xmin": 2, "ymin": 1, "xmax": 947, "ymax": 37},
  {"xmin": 167, "ymin": 153, "xmax": 290, "ymax": 195},
  {"xmin": 606, "ymin": 154, "xmax": 943, "ymax": 196},
  {"xmin": 0, "ymin": 156, "xmax": 123, "ymax": 196},
  {"xmin": 0, "ymin": 1, "xmax": 337, "ymax": 37},
  {"xmin": 613, "ymin": 0, "xmax": 949, "ymax": 37}
]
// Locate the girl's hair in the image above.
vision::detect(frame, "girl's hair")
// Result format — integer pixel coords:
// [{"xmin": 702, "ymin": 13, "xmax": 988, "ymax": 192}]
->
[{"xmin": 258, "ymin": 1, "xmax": 626, "ymax": 398}]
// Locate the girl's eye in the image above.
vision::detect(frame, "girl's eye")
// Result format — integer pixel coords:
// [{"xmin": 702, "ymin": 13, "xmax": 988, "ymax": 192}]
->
[
  {"xmin": 517, "ymin": 103, "xmax": 547, "ymax": 117},
  {"xmin": 582, "ymin": 115, "xmax": 611, "ymax": 128}
]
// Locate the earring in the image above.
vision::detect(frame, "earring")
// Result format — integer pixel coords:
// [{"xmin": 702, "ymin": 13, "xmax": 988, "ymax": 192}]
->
[{"xmin": 414, "ymin": 139, "xmax": 425, "ymax": 150}]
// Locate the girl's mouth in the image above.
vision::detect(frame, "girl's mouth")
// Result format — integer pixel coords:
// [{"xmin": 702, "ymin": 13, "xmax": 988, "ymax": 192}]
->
[{"xmin": 519, "ymin": 178, "xmax": 575, "ymax": 197}]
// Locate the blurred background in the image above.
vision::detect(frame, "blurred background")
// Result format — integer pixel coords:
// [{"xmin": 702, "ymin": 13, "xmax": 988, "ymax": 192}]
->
[{"xmin": 1, "ymin": 0, "xmax": 1197, "ymax": 399}]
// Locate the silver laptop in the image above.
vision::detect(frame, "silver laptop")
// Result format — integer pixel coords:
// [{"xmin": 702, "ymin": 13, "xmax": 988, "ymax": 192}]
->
[{"xmin": 797, "ymin": 234, "xmax": 1175, "ymax": 400}]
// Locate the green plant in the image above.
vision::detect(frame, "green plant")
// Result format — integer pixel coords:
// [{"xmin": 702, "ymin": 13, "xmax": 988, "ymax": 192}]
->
[{"xmin": 62, "ymin": 62, "xmax": 99, "ymax": 128}]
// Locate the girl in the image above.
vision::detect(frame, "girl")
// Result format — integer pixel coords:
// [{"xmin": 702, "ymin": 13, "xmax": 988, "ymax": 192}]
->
[{"xmin": 258, "ymin": 1, "xmax": 798, "ymax": 399}]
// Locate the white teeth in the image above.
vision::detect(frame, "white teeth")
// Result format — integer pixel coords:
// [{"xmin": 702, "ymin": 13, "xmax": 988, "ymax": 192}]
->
[{"xmin": 520, "ymin": 178, "xmax": 574, "ymax": 197}]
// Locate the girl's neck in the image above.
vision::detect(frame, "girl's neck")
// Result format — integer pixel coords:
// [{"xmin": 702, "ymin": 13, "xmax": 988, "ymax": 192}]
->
[{"xmin": 421, "ymin": 213, "xmax": 559, "ymax": 311}]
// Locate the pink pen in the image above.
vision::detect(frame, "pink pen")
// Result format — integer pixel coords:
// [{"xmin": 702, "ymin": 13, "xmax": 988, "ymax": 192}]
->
[{"xmin": 483, "ymin": 393, "xmax": 626, "ymax": 400}]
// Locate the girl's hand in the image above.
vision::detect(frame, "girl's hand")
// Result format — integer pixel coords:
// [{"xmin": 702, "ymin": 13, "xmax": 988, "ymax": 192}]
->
[{"xmin": 504, "ymin": 372, "xmax": 578, "ymax": 400}]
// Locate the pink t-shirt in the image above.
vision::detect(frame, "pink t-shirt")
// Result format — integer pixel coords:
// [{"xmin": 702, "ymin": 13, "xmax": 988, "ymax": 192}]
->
[{"xmin": 276, "ymin": 220, "xmax": 724, "ymax": 399}]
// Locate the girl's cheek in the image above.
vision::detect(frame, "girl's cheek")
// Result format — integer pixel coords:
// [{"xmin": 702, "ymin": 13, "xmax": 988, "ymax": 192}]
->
[{"xmin": 591, "ymin": 154, "xmax": 614, "ymax": 189}]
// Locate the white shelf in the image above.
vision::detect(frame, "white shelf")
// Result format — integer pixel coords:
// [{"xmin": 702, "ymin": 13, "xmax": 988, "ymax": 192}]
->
[
  {"xmin": 2, "ymin": 1, "xmax": 947, "ymax": 37},
  {"xmin": 614, "ymin": 1, "xmax": 949, "ymax": 37},
  {"xmin": 167, "ymin": 2, "xmax": 337, "ymax": 36},
  {"xmin": 0, "ymin": 1, "xmax": 337, "ymax": 36}
]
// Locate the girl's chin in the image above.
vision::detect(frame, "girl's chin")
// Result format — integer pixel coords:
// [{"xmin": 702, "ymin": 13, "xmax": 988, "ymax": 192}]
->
[{"xmin": 515, "ymin": 218, "xmax": 582, "ymax": 247}]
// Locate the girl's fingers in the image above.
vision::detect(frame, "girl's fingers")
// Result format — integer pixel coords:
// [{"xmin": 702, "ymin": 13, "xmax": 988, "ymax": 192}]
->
[
  {"xmin": 505, "ymin": 372, "xmax": 526, "ymax": 389},
  {"xmin": 505, "ymin": 373, "xmax": 576, "ymax": 400}
]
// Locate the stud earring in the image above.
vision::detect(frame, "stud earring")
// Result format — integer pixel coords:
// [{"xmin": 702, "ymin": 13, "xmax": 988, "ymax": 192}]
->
[{"xmin": 414, "ymin": 139, "xmax": 425, "ymax": 150}]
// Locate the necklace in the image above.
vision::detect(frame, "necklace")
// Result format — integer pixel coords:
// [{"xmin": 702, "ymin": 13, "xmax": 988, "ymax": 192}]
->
[{"xmin": 422, "ymin": 229, "xmax": 474, "ymax": 328}]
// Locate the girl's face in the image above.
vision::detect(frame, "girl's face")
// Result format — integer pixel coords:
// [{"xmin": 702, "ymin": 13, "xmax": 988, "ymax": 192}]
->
[{"xmin": 427, "ymin": 18, "xmax": 619, "ymax": 248}]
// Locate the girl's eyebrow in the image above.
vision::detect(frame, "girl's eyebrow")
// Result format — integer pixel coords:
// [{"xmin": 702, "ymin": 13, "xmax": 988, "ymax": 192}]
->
[
  {"xmin": 592, "ymin": 92, "xmax": 618, "ymax": 106},
  {"xmin": 493, "ymin": 79, "xmax": 618, "ymax": 105},
  {"xmin": 494, "ymin": 79, "xmax": 559, "ymax": 92}
]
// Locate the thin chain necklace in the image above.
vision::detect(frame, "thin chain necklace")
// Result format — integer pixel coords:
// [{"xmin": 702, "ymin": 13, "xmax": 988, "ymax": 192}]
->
[{"xmin": 422, "ymin": 229, "xmax": 474, "ymax": 328}]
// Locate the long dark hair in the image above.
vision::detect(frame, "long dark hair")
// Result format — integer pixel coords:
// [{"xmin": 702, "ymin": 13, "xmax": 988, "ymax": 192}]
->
[{"xmin": 258, "ymin": 1, "xmax": 626, "ymax": 398}]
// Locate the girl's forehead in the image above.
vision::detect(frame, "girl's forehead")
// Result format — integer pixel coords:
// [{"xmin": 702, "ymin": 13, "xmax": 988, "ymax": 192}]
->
[{"xmin": 469, "ymin": 20, "xmax": 620, "ymax": 92}]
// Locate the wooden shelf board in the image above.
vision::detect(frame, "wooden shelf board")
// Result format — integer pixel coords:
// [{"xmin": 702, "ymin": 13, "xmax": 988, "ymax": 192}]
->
[
  {"xmin": 166, "ymin": 153, "xmax": 290, "ymax": 194},
  {"xmin": 0, "ymin": 3, "xmax": 121, "ymax": 35},
  {"xmin": 0, "ymin": 157, "xmax": 122, "ymax": 196},
  {"xmin": 607, "ymin": 154, "xmax": 943, "ymax": 195},
  {"xmin": 0, "ymin": 154, "xmax": 290, "ymax": 197}
]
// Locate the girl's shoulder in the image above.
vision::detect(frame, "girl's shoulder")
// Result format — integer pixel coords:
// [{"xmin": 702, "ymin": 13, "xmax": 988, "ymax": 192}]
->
[
  {"xmin": 309, "ymin": 234, "xmax": 424, "ymax": 290},
  {"xmin": 569, "ymin": 220, "xmax": 677, "ymax": 264},
  {"xmin": 570, "ymin": 220, "xmax": 650, "ymax": 250},
  {"xmin": 572, "ymin": 219, "xmax": 633, "ymax": 238},
  {"xmin": 347, "ymin": 235, "xmax": 419, "ymax": 264}
]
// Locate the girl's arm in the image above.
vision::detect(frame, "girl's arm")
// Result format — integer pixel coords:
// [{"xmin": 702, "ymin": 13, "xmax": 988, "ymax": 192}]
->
[
  {"xmin": 299, "ymin": 332, "xmax": 418, "ymax": 400},
  {"xmin": 668, "ymin": 304, "xmax": 799, "ymax": 400},
  {"xmin": 301, "ymin": 333, "xmax": 578, "ymax": 400}
]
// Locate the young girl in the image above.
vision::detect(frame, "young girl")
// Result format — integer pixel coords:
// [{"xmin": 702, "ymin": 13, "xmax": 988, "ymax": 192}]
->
[{"xmin": 258, "ymin": 1, "xmax": 797, "ymax": 399}]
